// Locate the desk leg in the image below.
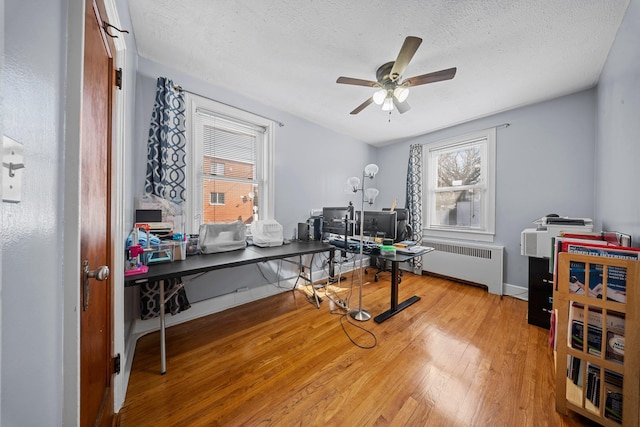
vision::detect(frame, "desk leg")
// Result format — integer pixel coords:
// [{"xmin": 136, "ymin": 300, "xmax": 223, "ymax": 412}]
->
[
  {"xmin": 309, "ymin": 253, "xmax": 321, "ymax": 309},
  {"xmin": 374, "ymin": 261, "xmax": 421, "ymax": 323},
  {"xmin": 159, "ymin": 279, "xmax": 167, "ymax": 374}
]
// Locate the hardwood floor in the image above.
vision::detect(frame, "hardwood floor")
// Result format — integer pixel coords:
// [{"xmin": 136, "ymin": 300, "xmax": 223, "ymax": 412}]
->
[{"xmin": 118, "ymin": 270, "xmax": 599, "ymax": 426}]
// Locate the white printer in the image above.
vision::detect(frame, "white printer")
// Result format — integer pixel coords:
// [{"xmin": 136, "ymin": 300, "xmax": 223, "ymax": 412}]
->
[{"xmin": 521, "ymin": 216, "xmax": 593, "ymax": 258}]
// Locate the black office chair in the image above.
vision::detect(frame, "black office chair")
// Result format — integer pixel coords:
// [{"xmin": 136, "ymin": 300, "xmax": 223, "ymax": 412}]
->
[{"xmin": 373, "ymin": 208, "xmax": 412, "ymax": 283}]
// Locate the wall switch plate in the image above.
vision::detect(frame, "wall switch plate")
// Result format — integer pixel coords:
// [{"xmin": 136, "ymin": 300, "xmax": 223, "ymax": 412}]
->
[{"xmin": 3, "ymin": 135, "xmax": 25, "ymax": 203}]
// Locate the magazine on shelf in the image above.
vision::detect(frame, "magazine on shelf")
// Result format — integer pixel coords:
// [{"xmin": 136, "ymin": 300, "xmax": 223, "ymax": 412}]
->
[
  {"xmin": 551, "ymin": 233, "xmax": 637, "ymax": 280},
  {"xmin": 604, "ymin": 382, "xmax": 624, "ymax": 423},
  {"xmin": 551, "ymin": 236, "xmax": 618, "ymax": 286},
  {"xmin": 566, "ymin": 356, "xmax": 624, "ymax": 420},
  {"xmin": 606, "ymin": 329, "xmax": 625, "ymax": 364},
  {"xmin": 569, "ymin": 303, "xmax": 625, "ymax": 361},
  {"xmin": 586, "ymin": 362, "xmax": 601, "ymax": 407},
  {"xmin": 555, "ymin": 239, "xmax": 640, "ymax": 302}
]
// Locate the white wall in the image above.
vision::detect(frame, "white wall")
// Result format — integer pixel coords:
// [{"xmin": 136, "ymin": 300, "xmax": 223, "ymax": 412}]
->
[
  {"xmin": 2, "ymin": 0, "xmax": 67, "ymax": 424},
  {"xmin": 0, "ymin": 0, "xmax": 4, "ymax": 422},
  {"xmin": 596, "ymin": 0, "xmax": 640, "ymax": 241},
  {"xmin": 375, "ymin": 89, "xmax": 598, "ymax": 289}
]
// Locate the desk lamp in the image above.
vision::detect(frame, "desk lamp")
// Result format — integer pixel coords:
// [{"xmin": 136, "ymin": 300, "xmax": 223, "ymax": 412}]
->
[{"xmin": 347, "ymin": 163, "xmax": 379, "ymax": 321}]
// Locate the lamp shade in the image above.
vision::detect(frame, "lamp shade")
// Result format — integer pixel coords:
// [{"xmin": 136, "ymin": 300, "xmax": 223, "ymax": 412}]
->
[
  {"xmin": 372, "ymin": 89, "xmax": 386, "ymax": 105},
  {"xmin": 381, "ymin": 97, "xmax": 394, "ymax": 111},
  {"xmin": 393, "ymin": 86, "xmax": 409, "ymax": 102},
  {"xmin": 363, "ymin": 163, "xmax": 379, "ymax": 178},
  {"xmin": 364, "ymin": 187, "xmax": 379, "ymax": 204},
  {"xmin": 347, "ymin": 176, "xmax": 361, "ymax": 192}
]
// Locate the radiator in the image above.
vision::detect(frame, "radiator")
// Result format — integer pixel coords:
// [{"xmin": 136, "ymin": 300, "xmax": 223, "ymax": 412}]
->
[{"xmin": 421, "ymin": 238, "xmax": 504, "ymax": 295}]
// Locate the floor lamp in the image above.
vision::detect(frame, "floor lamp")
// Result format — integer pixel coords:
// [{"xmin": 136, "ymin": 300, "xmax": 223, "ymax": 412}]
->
[{"xmin": 346, "ymin": 163, "xmax": 380, "ymax": 321}]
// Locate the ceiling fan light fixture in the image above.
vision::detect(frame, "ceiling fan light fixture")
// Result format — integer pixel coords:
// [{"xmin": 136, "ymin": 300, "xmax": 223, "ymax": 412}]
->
[
  {"xmin": 372, "ymin": 89, "xmax": 386, "ymax": 105},
  {"xmin": 393, "ymin": 86, "xmax": 409, "ymax": 103},
  {"xmin": 381, "ymin": 97, "xmax": 394, "ymax": 111}
]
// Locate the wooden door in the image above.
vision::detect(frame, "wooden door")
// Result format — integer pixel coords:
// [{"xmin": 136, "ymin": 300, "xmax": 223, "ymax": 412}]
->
[{"xmin": 80, "ymin": 0, "xmax": 115, "ymax": 425}]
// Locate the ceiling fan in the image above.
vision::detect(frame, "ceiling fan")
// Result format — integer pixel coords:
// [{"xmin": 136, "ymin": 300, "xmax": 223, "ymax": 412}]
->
[{"xmin": 336, "ymin": 36, "xmax": 457, "ymax": 115}]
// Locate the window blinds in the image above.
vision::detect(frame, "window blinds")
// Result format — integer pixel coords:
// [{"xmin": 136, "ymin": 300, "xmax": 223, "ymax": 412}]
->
[{"xmin": 195, "ymin": 108, "xmax": 263, "ymax": 181}]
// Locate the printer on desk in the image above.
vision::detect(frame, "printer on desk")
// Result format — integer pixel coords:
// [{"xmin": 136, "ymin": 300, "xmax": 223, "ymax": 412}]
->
[{"xmin": 521, "ymin": 215, "xmax": 593, "ymax": 259}]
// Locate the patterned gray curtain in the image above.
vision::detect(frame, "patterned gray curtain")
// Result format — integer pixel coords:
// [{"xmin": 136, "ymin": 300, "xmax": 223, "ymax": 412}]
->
[
  {"xmin": 145, "ymin": 77, "xmax": 187, "ymax": 200},
  {"xmin": 141, "ymin": 77, "xmax": 190, "ymax": 319},
  {"xmin": 406, "ymin": 144, "xmax": 423, "ymax": 273}
]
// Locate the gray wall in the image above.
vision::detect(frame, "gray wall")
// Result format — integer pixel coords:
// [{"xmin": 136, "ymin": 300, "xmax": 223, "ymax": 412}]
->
[
  {"xmin": 2, "ymin": 0, "xmax": 67, "ymax": 424},
  {"xmin": 596, "ymin": 0, "xmax": 640, "ymax": 241},
  {"xmin": 375, "ymin": 89, "xmax": 597, "ymax": 288}
]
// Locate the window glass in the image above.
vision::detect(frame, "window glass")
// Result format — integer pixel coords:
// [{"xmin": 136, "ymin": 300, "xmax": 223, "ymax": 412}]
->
[
  {"xmin": 425, "ymin": 129, "xmax": 495, "ymax": 241},
  {"xmin": 185, "ymin": 94, "xmax": 274, "ymax": 234}
]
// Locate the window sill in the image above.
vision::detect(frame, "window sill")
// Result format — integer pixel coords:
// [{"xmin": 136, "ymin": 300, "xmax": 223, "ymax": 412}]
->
[{"xmin": 423, "ymin": 228, "xmax": 495, "ymax": 243}]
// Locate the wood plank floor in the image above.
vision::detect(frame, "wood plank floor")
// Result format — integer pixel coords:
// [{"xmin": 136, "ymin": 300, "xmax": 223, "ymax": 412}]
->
[{"xmin": 118, "ymin": 270, "xmax": 599, "ymax": 426}]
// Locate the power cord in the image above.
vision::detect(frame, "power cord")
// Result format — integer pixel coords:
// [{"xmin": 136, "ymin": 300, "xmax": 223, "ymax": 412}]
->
[
  {"xmin": 323, "ymin": 258, "xmax": 377, "ymax": 349},
  {"xmin": 338, "ymin": 312, "xmax": 377, "ymax": 349}
]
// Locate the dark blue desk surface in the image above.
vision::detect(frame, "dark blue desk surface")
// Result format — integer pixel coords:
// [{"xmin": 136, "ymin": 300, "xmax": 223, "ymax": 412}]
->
[{"xmin": 124, "ymin": 240, "xmax": 333, "ymax": 285}]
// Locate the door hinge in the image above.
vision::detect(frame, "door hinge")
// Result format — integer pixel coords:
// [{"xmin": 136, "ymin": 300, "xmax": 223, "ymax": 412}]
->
[
  {"xmin": 115, "ymin": 68, "xmax": 123, "ymax": 90},
  {"xmin": 113, "ymin": 353, "xmax": 121, "ymax": 375}
]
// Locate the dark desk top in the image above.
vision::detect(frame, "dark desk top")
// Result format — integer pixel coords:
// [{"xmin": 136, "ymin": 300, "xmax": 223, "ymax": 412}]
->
[{"xmin": 124, "ymin": 240, "xmax": 333, "ymax": 286}]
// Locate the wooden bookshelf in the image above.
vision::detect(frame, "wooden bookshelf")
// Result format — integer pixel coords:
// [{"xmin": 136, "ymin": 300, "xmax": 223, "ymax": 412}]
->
[{"xmin": 554, "ymin": 252, "xmax": 640, "ymax": 426}]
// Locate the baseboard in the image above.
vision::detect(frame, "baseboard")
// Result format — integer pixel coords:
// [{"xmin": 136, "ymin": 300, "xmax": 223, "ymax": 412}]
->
[{"xmin": 502, "ymin": 282, "xmax": 528, "ymax": 300}]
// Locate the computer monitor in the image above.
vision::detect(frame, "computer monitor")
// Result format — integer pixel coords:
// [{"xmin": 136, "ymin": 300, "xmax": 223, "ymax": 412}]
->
[
  {"xmin": 322, "ymin": 206, "xmax": 354, "ymax": 237},
  {"xmin": 355, "ymin": 210, "xmax": 397, "ymax": 241}
]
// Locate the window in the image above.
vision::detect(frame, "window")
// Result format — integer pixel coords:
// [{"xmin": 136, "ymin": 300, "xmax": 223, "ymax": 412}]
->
[
  {"xmin": 185, "ymin": 94, "xmax": 275, "ymax": 234},
  {"xmin": 209, "ymin": 192, "xmax": 225, "ymax": 205},
  {"xmin": 424, "ymin": 128, "xmax": 496, "ymax": 241},
  {"xmin": 210, "ymin": 162, "xmax": 225, "ymax": 176}
]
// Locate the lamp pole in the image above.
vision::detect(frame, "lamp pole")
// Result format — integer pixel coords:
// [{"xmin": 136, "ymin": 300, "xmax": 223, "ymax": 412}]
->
[{"xmin": 349, "ymin": 163, "xmax": 378, "ymax": 321}]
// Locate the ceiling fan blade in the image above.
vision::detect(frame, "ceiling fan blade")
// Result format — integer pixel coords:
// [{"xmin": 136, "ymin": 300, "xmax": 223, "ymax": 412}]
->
[
  {"xmin": 402, "ymin": 67, "xmax": 457, "ymax": 87},
  {"xmin": 336, "ymin": 76, "xmax": 379, "ymax": 87},
  {"xmin": 350, "ymin": 97, "xmax": 374, "ymax": 115},
  {"xmin": 393, "ymin": 97, "xmax": 410, "ymax": 114},
  {"xmin": 389, "ymin": 36, "xmax": 423, "ymax": 82}
]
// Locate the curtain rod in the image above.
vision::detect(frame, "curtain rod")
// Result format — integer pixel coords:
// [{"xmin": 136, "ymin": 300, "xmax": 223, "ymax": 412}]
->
[{"xmin": 173, "ymin": 85, "xmax": 285, "ymax": 128}]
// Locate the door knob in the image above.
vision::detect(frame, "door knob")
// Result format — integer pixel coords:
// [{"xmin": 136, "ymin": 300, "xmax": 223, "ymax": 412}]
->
[{"xmin": 83, "ymin": 260, "xmax": 110, "ymax": 311}]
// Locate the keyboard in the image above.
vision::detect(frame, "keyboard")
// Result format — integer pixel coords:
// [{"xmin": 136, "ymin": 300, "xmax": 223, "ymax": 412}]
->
[{"xmin": 329, "ymin": 239, "xmax": 359, "ymax": 251}]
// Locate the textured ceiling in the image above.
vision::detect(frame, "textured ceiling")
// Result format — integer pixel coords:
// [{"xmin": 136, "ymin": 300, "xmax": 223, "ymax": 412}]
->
[{"xmin": 127, "ymin": 0, "xmax": 630, "ymax": 146}]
